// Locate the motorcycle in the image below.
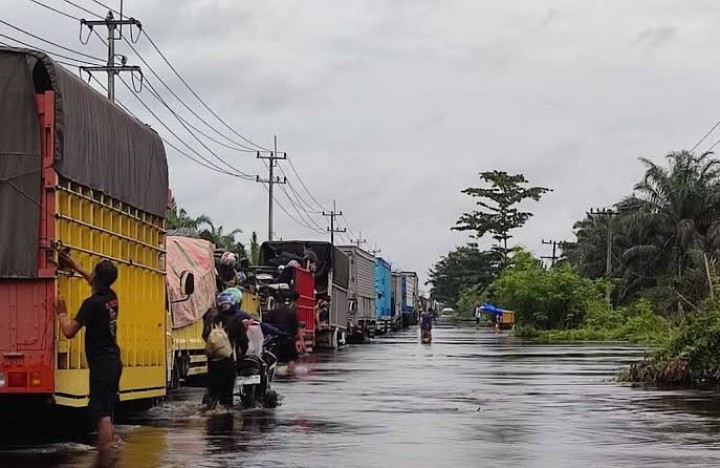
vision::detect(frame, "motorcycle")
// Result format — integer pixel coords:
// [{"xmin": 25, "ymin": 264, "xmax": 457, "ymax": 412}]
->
[{"xmin": 235, "ymin": 334, "xmax": 283, "ymax": 409}]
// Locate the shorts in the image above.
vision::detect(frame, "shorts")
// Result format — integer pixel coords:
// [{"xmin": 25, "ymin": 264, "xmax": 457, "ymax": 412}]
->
[
  {"xmin": 275, "ymin": 337, "xmax": 299, "ymax": 364},
  {"xmin": 88, "ymin": 358, "xmax": 122, "ymax": 419}
]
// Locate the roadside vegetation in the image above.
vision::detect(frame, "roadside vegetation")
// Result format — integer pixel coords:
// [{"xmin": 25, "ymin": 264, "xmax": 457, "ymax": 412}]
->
[
  {"xmin": 167, "ymin": 196, "xmax": 259, "ymax": 262},
  {"xmin": 429, "ymin": 150, "xmax": 720, "ymax": 386}
]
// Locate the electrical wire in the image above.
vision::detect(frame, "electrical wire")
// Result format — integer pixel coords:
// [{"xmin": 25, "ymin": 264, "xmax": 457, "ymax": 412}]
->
[
  {"xmin": 59, "ymin": 0, "xmax": 105, "ymax": 19},
  {"xmin": 27, "ymin": 0, "xmax": 82, "ymax": 21},
  {"xmin": 121, "ymin": 36, "xmax": 258, "ymax": 153},
  {"xmin": 285, "ymin": 156, "xmax": 328, "ymax": 212},
  {"xmin": 87, "ymin": 0, "xmax": 120, "ymax": 15},
  {"xmin": 114, "ymin": 74, "xmax": 255, "ymax": 179},
  {"xmin": 140, "ymin": 76, "xmax": 257, "ymax": 177},
  {"xmin": 0, "ymin": 32, "xmax": 103, "ymax": 66},
  {"xmin": 691, "ymin": 120, "xmax": 720, "ymax": 153},
  {"xmin": 276, "ymin": 183, "xmax": 326, "ymax": 232},
  {"xmin": 0, "ymin": 18, "xmax": 105, "ymax": 61},
  {"xmin": 82, "ymin": 0, "xmax": 269, "ymax": 152},
  {"xmin": 141, "ymin": 31, "xmax": 271, "ymax": 152}
]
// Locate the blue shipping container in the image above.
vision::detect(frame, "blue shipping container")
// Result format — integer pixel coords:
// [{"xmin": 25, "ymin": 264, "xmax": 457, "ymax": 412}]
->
[{"xmin": 375, "ymin": 258, "xmax": 392, "ymax": 319}]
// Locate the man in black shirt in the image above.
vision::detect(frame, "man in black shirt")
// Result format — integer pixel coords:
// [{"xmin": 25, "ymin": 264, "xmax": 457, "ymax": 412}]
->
[
  {"xmin": 264, "ymin": 292, "xmax": 302, "ymax": 374},
  {"xmin": 55, "ymin": 253, "xmax": 122, "ymax": 449}
]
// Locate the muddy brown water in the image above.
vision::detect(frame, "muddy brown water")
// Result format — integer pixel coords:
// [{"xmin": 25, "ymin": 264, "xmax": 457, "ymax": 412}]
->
[{"xmin": 3, "ymin": 323, "xmax": 720, "ymax": 467}]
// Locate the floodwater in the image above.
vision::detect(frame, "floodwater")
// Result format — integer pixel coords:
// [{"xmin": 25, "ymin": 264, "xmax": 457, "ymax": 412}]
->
[{"xmin": 4, "ymin": 321, "xmax": 720, "ymax": 467}]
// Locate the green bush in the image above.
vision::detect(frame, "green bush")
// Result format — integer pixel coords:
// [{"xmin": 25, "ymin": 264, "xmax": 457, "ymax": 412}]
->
[
  {"xmin": 489, "ymin": 250, "xmax": 604, "ymax": 330},
  {"xmin": 626, "ymin": 302, "xmax": 720, "ymax": 385}
]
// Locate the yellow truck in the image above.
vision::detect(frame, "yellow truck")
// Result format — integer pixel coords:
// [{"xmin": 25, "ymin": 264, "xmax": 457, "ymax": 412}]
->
[
  {"xmin": 167, "ymin": 236, "xmax": 261, "ymax": 387},
  {"xmin": 0, "ymin": 48, "xmax": 180, "ymax": 409}
]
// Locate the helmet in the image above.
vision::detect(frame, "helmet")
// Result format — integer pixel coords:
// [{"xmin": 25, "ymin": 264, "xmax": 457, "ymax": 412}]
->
[
  {"xmin": 220, "ymin": 251, "xmax": 237, "ymax": 267},
  {"xmin": 216, "ymin": 291, "xmax": 239, "ymax": 312},
  {"xmin": 223, "ymin": 287, "xmax": 243, "ymax": 305}
]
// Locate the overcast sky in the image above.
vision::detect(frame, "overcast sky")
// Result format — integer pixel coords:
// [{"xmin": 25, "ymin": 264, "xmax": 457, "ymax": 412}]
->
[{"xmin": 4, "ymin": 0, "xmax": 720, "ymax": 288}]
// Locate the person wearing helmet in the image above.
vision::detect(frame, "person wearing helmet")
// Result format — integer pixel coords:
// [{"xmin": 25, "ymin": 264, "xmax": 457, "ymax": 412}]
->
[
  {"xmin": 217, "ymin": 251, "xmax": 239, "ymax": 290},
  {"xmin": 202, "ymin": 291, "xmax": 249, "ymax": 410}
]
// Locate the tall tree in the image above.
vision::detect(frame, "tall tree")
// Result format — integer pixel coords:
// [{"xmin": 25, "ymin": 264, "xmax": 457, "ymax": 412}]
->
[
  {"xmin": 427, "ymin": 244, "xmax": 503, "ymax": 308},
  {"xmin": 453, "ymin": 171, "xmax": 550, "ymax": 261},
  {"xmin": 621, "ymin": 151, "xmax": 720, "ymax": 307}
]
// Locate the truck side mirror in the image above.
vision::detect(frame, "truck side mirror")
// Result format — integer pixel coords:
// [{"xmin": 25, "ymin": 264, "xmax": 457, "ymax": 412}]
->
[{"xmin": 180, "ymin": 270, "xmax": 195, "ymax": 296}]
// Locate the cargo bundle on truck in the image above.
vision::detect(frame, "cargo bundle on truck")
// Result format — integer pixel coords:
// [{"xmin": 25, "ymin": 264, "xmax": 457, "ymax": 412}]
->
[
  {"xmin": 260, "ymin": 241, "xmax": 349, "ymax": 349},
  {"xmin": 374, "ymin": 258, "xmax": 392, "ymax": 335},
  {"xmin": 166, "ymin": 235, "xmax": 262, "ymax": 387},
  {"xmin": 339, "ymin": 245, "xmax": 377, "ymax": 342},
  {"xmin": 0, "ymin": 47, "xmax": 179, "ymax": 410}
]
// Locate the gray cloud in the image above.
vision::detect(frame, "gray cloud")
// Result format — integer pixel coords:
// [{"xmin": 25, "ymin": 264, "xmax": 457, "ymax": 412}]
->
[{"xmin": 5, "ymin": 0, "xmax": 720, "ymax": 288}]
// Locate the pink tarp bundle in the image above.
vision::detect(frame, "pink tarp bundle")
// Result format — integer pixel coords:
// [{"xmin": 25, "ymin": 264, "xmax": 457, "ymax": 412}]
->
[{"xmin": 167, "ymin": 236, "xmax": 217, "ymax": 329}]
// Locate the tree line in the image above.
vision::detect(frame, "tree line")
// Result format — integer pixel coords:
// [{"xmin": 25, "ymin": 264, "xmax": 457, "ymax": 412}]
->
[
  {"xmin": 167, "ymin": 198, "xmax": 261, "ymax": 264},
  {"xmin": 430, "ymin": 150, "xmax": 720, "ymax": 320}
]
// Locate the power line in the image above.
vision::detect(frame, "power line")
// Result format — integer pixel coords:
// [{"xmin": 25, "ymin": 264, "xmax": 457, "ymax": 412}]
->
[
  {"xmin": 0, "ymin": 18, "xmax": 104, "ymax": 61},
  {"xmin": 141, "ymin": 30, "xmax": 270, "ymax": 152},
  {"xmin": 0, "ymin": 33, "xmax": 102, "ymax": 66},
  {"xmin": 121, "ymin": 35, "xmax": 258, "ymax": 153},
  {"xmin": 285, "ymin": 156, "xmax": 328, "ymax": 212},
  {"xmin": 114, "ymin": 74, "xmax": 254, "ymax": 179},
  {"xmin": 140, "ymin": 76, "xmax": 256, "ymax": 177},
  {"xmin": 87, "ymin": 0, "xmax": 120, "ymax": 16},
  {"xmin": 27, "ymin": 0, "xmax": 82, "ymax": 21},
  {"xmin": 60, "ymin": 0, "xmax": 104, "ymax": 19},
  {"xmin": 691, "ymin": 120, "xmax": 720, "ymax": 153},
  {"xmin": 87, "ymin": 72, "xmax": 249, "ymax": 177}
]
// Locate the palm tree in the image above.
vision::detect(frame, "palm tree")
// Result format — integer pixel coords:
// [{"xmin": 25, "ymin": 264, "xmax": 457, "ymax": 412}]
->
[
  {"xmin": 167, "ymin": 198, "xmax": 199, "ymax": 230},
  {"xmin": 197, "ymin": 217, "xmax": 246, "ymax": 257},
  {"xmin": 620, "ymin": 151, "xmax": 720, "ymax": 308}
]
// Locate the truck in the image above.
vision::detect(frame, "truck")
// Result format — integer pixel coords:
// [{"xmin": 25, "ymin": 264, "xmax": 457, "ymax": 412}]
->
[
  {"xmin": 391, "ymin": 272, "xmax": 404, "ymax": 331},
  {"xmin": 400, "ymin": 272, "xmax": 419, "ymax": 327},
  {"xmin": 166, "ymin": 236, "xmax": 263, "ymax": 387},
  {"xmin": 0, "ymin": 48, "xmax": 185, "ymax": 414},
  {"xmin": 260, "ymin": 241, "xmax": 349, "ymax": 349},
  {"xmin": 339, "ymin": 245, "xmax": 377, "ymax": 343},
  {"xmin": 374, "ymin": 258, "xmax": 392, "ymax": 335}
]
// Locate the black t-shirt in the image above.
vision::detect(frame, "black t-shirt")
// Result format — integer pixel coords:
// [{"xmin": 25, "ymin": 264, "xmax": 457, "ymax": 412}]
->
[
  {"xmin": 74, "ymin": 288, "xmax": 121, "ymax": 364},
  {"xmin": 264, "ymin": 306, "xmax": 299, "ymax": 336}
]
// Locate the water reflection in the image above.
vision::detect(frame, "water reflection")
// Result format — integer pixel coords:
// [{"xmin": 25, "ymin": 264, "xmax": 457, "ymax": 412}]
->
[{"xmin": 3, "ymin": 324, "xmax": 720, "ymax": 467}]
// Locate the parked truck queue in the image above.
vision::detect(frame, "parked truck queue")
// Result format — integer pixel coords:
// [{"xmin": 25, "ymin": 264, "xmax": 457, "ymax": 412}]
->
[{"xmin": 0, "ymin": 47, "xmax": 432, "ymax": 427}]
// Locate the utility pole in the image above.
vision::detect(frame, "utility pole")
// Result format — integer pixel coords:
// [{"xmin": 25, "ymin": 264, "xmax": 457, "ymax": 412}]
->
[
  {"xmin": 541, "ymin": 239, "xmax": 565, "ymax": 267},
  {"xmin": 588, "ymin": 207, "xmax": 618, "ymax": 305},
  {"xmin": 256, "ymin": 135, "xmax": 287, "ymax": 241},
  {"xmin": 370, "ymin": 244, "xmax": 382, "ymax": 257},
  {"xmin": 79, "ymin": 12, "xmax": 142, "ymax": 102},
  {"xmin": 323, "ymin": 200, "xmax": 346, "ymax": 246},
  {"xmin": 353, "ymin": 231, "xmax": 367, "ymax": 248}
]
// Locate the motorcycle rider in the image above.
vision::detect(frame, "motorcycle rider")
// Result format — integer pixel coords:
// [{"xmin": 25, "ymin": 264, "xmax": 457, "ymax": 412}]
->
[
  {"xmin": 202, "ymin": 292, "xmax": 249, "ymax": 410},
  {"xmin": 264, "ymin": 291, "xmax": 304, "ymax": 374}
]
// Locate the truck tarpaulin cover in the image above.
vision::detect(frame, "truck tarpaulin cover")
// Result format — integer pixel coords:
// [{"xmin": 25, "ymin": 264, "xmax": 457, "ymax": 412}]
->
[
  {"xmin": 0, "ymin": 47, "xmax": 168, "ymax": 277},
  {"xmin": 0, "ymin": 51, "xmax": 41, "ymax": 277},
  {"xmin": 259, "ymin": 241, "xmax": 350, "ymax": 293},
  {"xmin": 167, "ymin": 236, "xmax": 217, "ymax": 329}
]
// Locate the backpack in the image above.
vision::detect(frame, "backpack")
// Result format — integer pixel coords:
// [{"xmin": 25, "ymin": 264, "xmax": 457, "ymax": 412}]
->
[{"xmin": 205, "ymin": 322, "xmax": 234, "ymax": 359}]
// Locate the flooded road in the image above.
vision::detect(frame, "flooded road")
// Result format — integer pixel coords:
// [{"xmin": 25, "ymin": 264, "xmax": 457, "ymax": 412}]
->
[{"xmin": 4, "ymin": 322, "xmax": 720, "ymax": 467}]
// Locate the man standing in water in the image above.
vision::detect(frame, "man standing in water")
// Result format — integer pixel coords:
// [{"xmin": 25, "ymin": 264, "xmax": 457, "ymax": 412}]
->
[
  {"xmin": 55, "ymin": 253, "xmax": 122, "ymax": 449},
  {"xmin": 420, "ymin": 309, "xmax": 434, "ymax": 343}
]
